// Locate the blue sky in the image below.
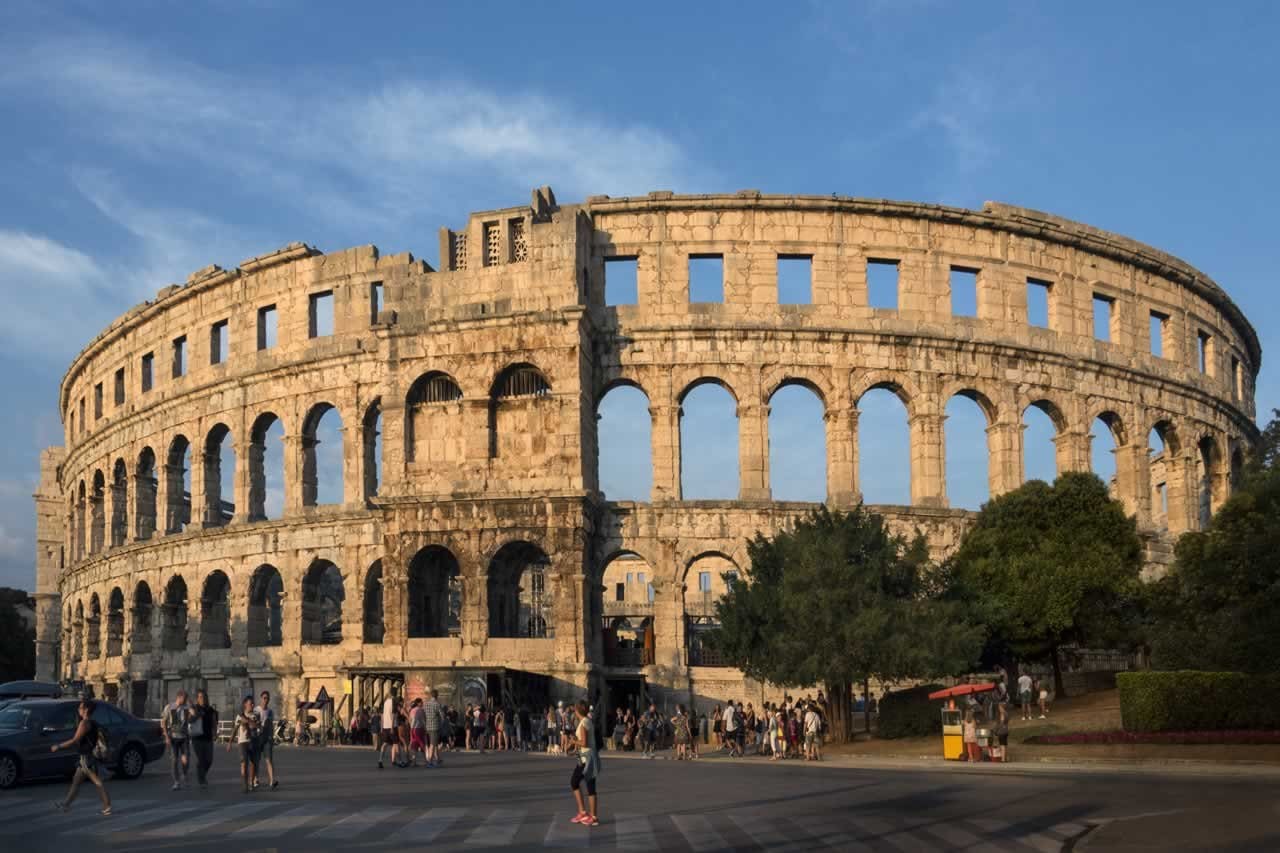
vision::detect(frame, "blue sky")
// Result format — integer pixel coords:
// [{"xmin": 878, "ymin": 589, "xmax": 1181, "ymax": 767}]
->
[{"xmin": 1, "ymin": 1, "xmax": 1277, "ymax": 591}]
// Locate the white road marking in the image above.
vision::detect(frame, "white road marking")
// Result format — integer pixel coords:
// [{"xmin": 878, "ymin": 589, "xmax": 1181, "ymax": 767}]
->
[
  {"xmin": 670, "ymin": 813, "xmax": 727, "ymax": 852},
  {"xmin": 462, "ymin": 808, "xmax": 525, "ymax": 846},
  {"xmin": 543, "ymin": 811, "xmax": 591, "ymax": 847},
  {"xmin": 232, "ymin": 802, "xmax": 330, "ymax": 837},
  {"xmin": 847, "ymin": 814, "xmax": 919, "ymax": 852},
  {"xmin": 613, "ymin": 812, "xmax": 659, "ymax": 851},
  {"xmin": 146, "ymin": 801, "xmax": 274, "ymax": 836},
  {"xmin": 385, "ymin": 806, "xmax": 466, "ymax": 843},
  {"xmin": 731, "ymin": 811, "xmax": 815, "ymax": 852},
  {"xmin": 67, "ymin": 802, "xmax": 199, "ymax": 835},
  {"xmin": 794, "ymin": 815, "xmax": 874, "ymax": 852},
  {"xmin": 312, "ymin": 805, "xmax": 402, "ymax": 840},
  {"xmin": 920, "ymin": 819, "xmax": 1007, "ymax": 851},
  {"xmin": 2, "ymin": 798, "xmax": 146, "ymax": 834}
]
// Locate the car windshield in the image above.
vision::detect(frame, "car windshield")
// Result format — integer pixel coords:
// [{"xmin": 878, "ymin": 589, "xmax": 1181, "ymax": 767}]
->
[{"xmin": 0, "ymin": 705, "xmax": 40, "ymax": 730}]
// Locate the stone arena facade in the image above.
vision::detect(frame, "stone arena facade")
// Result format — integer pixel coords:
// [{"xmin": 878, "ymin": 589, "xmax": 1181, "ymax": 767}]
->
[{"xmin": 33, "ymin": 188, "xmax": 1260, "ymax": 719}]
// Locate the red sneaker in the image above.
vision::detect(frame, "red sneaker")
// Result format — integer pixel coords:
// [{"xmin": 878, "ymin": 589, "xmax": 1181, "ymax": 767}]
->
[
  {"xmin": 583, "ymin": 816, "xmax": 600, "ymax": 827},
  {"xmin": 570, "ymin": 813, "xmax": 587, "ymax": 824}
]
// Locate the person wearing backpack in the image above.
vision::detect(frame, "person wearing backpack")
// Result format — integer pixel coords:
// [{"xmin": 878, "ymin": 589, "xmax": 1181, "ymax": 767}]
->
[
  {"xmin": 51, "ymin": 698, "xmax": 112, "ymax": 816},
  {"xmin": 190, "ymin": 689, "xmax": 219, "ymax": 789},
  {"xmin": 162, "ymin": 688, "xmax": 193, "ymax": 790}
]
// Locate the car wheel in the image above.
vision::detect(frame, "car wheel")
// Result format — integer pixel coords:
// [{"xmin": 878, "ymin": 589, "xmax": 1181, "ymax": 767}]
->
[
  {"xmin": 0, "ymin": 753, "xmax": 19, "ymax": 789},
  {"xmin": 117, "ymin": 744, "xmax": 145, "ymax": 780}
]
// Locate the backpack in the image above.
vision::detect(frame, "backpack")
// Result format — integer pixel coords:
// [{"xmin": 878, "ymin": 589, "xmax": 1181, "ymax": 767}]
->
[
  {"xmin": 165, "ymin": 705, "xmax": 188, "ymax": 739},
  {"xmin": 92, "ymin": 721, "xmax": 110, "ymax": 761}
]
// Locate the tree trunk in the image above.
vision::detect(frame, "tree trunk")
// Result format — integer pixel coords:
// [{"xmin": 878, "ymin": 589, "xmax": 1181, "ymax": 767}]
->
[
  {"xmin": 825, "ymin": 680, "xmax": 852, "ymax": 743},
  {"xmin": 1051, "ymin": 644, "xmax": 1065, "ymax": 699},
  {"xmin": 863, "ymin": 677, "xmax": 871, "ymax": 734}
]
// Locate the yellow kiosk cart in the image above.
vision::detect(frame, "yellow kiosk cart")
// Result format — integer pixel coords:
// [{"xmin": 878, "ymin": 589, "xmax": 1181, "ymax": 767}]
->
[{"xmin": 928, "ymin": 683, "xmax": 996, "ymax": 760}]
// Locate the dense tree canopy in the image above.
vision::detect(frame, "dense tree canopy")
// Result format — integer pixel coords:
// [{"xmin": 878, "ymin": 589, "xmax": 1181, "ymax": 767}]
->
[
  {"xmin": 711, "ymin": 505, "xmax": 982, "ymax": 742},
  {"xmin": 948, "ymin": 472, "xmax": 1145, "ymax": 693},
  {"xmin": 0, "ymin": 588, "xmax": 35, "ymax": 683}
]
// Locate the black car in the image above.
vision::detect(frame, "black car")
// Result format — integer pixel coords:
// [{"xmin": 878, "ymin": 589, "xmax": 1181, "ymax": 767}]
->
[{"xmin": 0, "ymin": 699, "xmax": 166, "ymax": 788}]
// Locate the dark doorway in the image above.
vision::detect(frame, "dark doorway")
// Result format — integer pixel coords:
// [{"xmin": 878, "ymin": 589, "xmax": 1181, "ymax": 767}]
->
[{"xmin": 605, "ymin": 677, "xmax": 645, "ymax": 731}]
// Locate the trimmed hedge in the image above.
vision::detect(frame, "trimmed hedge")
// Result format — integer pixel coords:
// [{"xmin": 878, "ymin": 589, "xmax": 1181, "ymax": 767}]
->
[
  {"xmin": 1117, "ymin": 671, "xmax": 1280, "ymax": 733},
  {"xmin": 876, "ymin": 684, "xmax": 944, "ymax": 739}
]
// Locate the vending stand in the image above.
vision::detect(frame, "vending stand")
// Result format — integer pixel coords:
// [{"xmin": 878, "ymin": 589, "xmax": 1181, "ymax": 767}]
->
[{"xmin": 927, "ymin": 683, "xmax": 997, "ymax": 760}]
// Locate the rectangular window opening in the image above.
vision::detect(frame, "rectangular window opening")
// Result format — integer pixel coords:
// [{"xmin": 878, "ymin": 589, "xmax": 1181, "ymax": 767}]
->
[
  {"xmin": 950, "ymin": 266, "xmax": 979, "ymax": 317},
  {"xmin": 369, "ymin": 281, "xmax": 384, "ymax": 325},
  {"xmin": 1157, "ymin": 482, "xmax": 1168, "ymax": 516},
  {"xmin": 699, "ymin": 571, "xmax": 711, "ymax": 593},
  {"xmin": 866, "ymin": 259, "xmax": 899, "ymax": 310},
  {"xmin": 614, "ymin": 583, "xmax": 625, "ymax": 602},
  {"xmin": 172, "ymin": 336, "xmax": 187, "ymax": 378},
  {"xmin": 113, "ymin": 368, "xmax": 125, "ymax": 406},
  {"xmin": 1197, "ymin": 330, "xmax": 1212, "ymax": 374},
  {"xmin": 777, "ymin": 255, "xmax": 812, "ymax": 305},
  {"xmin": 93, "ymin": 383, "xmax": 103, "ymax": 419},
  {"xmin": 78, "ymin": 397, "xmax": 85, "ymax": 434},
  {"xmin": 257, "ymin": 305, "xmax": 277, "ymax": 351},
  {"xmin": 688, "ymin": 254, "xmax": 724, "ymax": 303},
  {"xmin": 309, "ymin": 291, "xmax": 334, "ymax": 338},
  {"xmin": 1092, "ymin": 294, "xmax": 1115, "ymax": 342},
  {"xmin": 1026, "ymin": 278, "xmax": 1051, "ymax": 328},
  {"xmin": 140, "ymin": 352, "xmax": 154, "ymax": 393},
  {"xmin": 1231, "ymin": 355, "xmax": 1242, "ymax": 400},
  {"xmin": 604, "ymin": 257, "xmax": 638, "ymax": 306},
  {"xmin": 210, "ymin": 319, "xmax": 229, "ymax": 364},
  {"xmin": 1149, "ymin": 311, "xmax": 1167, "ymax": 358},
  {"xmin": 646, "ymin": 583, "xmax": 654, "ymax": 603}
]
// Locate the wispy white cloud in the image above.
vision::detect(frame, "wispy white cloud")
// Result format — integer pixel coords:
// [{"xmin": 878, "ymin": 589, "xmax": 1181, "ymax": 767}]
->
[{"xmin": 910, "ymin": 71, "xmax": 1000, "ymax": 175}]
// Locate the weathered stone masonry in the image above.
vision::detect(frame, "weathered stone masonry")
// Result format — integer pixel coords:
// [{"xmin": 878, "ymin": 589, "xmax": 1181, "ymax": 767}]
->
[{"xmin": 35, "ymin": 188, "xmax": 1260, "ymax": 716}]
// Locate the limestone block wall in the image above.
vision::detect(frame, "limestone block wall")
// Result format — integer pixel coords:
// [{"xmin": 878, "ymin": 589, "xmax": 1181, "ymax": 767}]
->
[{"xmin": 38, "ymin": 189, "xmax": 1259, "ymax": 715}]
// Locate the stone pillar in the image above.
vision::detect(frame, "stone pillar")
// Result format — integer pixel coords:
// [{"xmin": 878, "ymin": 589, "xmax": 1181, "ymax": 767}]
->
[
  {"xmin": 650, "ymin": 404, "xmax": 681, "ymax": 501},
  {"xmin": 460, "ymin": 559, "xmax": 487, "ymax": 648},
  {"xmin": 283, "ymin": 435, "xmax": 304, "ymax": 515},
  {"xmin": 1054, "ymin": 429, "xmax": 1092, "ymax": 474},
  {"xmin": 1114, "ymin": 443, "xmax": 1149, "ymax": 523},
  {"xmin": 379, "ymin": 398, "xmax": 406, "ymax": 493},
  {"xmin": 465, "ymin": 398, "xmax": 491, "ymax": 463},
  {"xmin": 653, "ymin": 538, "xmax": 683, "ymax": 670},
  {"xmin": 200, "ymin": 451, "xmax": 222, "ymax": 527},
  {"xmin": 554, "ymin": 571, "xmax": 587, "ymax": 665},
  {"xmin": 338, "ymin": 424, "xmax": 357, "ymax": 507},
  {"xmin": 234, "ymin": 433, "xmax": 253, "ymax": 522},
  {"xmin": 909, "ymin": 412, "xmax": 947, "ymax": 507},
  {"xmin": 824, "ymin": 407, "xmax": 858, "ymax": 506},
  {"xmin": 88, "ymin": 491, "xmax": 104, "ymax": 554},
  {"xmin": 986, "ymin": 421, "xmax": 1023, "ymax": 497},
  {"xmin": 134, "ymin": 471, "xmax": 157, "ymax": 540},
  {"xmin": 737, "ymin": 403, "xmax": 770, "ymax": 501},
  {"xmin": 1165, "ymin": 452, "xmax": 1195, "ymax": 535}
]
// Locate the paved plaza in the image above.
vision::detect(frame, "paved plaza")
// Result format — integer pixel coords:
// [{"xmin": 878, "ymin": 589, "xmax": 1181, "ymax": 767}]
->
[{"xmin": 4, "ymin": 746, "xmax": 1277, "ymax": 851}]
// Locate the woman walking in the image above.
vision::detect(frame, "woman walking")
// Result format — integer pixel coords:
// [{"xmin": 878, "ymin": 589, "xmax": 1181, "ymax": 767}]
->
[
  {"xmin": 671, "ymin": 704, "xmax": 691, "ymax": 761},
  {"xmin": 227, "ymin": 696, "xmax": 259, "ymax": 793},
  {"xmin": 568, "ymin": 700, "xmax": 601, "ymax": 827},
  {"xmin": 51, "ymin": 699, "xmax": 111, "ymax": 816},
  {"xmin": 190, "ymin": 689, "xmax": 218, "ymax": 789}
]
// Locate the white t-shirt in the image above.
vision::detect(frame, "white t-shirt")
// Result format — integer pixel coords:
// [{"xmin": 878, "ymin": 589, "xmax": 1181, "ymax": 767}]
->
[
  {"xmin": 1017, "ymin": 675, "xmax": 1033, "ymax": 695},
  {"xmin": 723, "ymin": 706, "xmax": 738, "ymax": 732},
  {"xmin": 804, "ymin": 709, "xmax": 820, "ymax": 734},
  {"xmin": 382, "ymin": 697, "xmax": 396, "ymax": 730}
]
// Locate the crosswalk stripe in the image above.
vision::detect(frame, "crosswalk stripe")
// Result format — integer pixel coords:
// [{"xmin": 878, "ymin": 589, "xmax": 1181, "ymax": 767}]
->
[
  {"xmin": 145, "ymin": 801, "xmax": 274, "ymax": 836},
  {"xmin": 0, "ymin": 799, "xmax": 56, "ymax": 820},
  {"xmin": 670, "ymin": 813, "xmax": 726, "ymax": 852},
  {"xmin": 1050, "ymin": 822, "xmax": 1089, "ymax": 839},
  {"xmin": 0, "ymin": 798, "xmax": 146, "ymax": 834},
  {"xmin": 848, "ymin": 814, "xmax": 920, "ymax": 852},
  {"xmin": 385, "ymin": 806, "xmax": 466, "ymax": 843},
  {"xmin": 313, "ymin": 805, "xmax": 402, "ymax": 840},
  {"xmin": 787, "ymin": 815, "xmax": 872, "ymax": 852},
  {"xmin": 613, "ymin": 812, "xmax": 659, "ymax": 851},
  {"xmin": 731, "ymin": 811, "xmax": 813, "ymax": 852},
  {"xmin": 543, "ymin": 811, "xmax": 590, "ymax": 847},
  {"xmin": 919, "ymin": 820, "xmax": 1007, "ymax": 852},
  {"xmin": 232, "ymin": 802, "xmax": 329, "ymax": 837},
  {"xmin": 1018, "ymin": 832, "xmax": 1066, "ymax": 853},
  {"xmin": 463, "ymin": 808, "xmax": 525, "ymax": 847},
  {"xmin": 66, "ymin": 801, "xmax": 197, "ymax": 835}
]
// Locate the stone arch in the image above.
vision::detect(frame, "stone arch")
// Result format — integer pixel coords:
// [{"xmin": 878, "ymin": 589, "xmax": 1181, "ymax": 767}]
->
[
  {"xmin": 1089, "ymin": 409, "xmax": 1128, "ymax": 492},
  {"xmin": 89, "ymin": 469, "xmax": 105, "ymax": 555},
  {"xmin": 677, "ymin": 375, "xmax": 740, "ymax": 405},
  {"xmin": 595, "ymin": 376, "xmax": 648, "ymax": 407},
  {"xmin": 1022, "ymin": 398, "xmax": 1066, "ymax": 484},
  {"xmin": 405, "ymin": 371, "xmax": 464, "ymax": 465},
  {"xmin": 135, "ymin": 447, "xmax": 157, "ymax": 540},
  {"xmin": 362, "ymin": 398, "xmax": 382, "ymax": 500},
  {"xmin": 1196, "ymin": 433, "xmax": 1224, "ymax": 528},
  {"xmin": 110, "ymin": 458, "xmax": 128, "ymax": 548},
  {"xmin": 768, "ymin": 381, "xmax": 827, "ymax": 501},
  {"xmin": 600, "ymin": 551, "xmax": 656, "ymax": 665},
  {"xmin": 161, "ymin": 574, "xmax": 188, "ymax": 651},
  {"xmin": 857, "ymin": 382, "xmax": 912, "ymax": 505},
  {"xmin": 200, "ymin": 570, "xmax": 231, "ymax": 649},
  {"xmin": 683, "ymin": 551, "xmax": 741, "ymax": 667},
  {"xmin": 165, "ymin": 435, "xmax": 192, "ymax": 534},
  {"xmin": 944, "ymin": 389, "xmax": 995, "ymax": 510},
  {"xmin": 203, "ymin": 423, "xmax": 235, "ymax": 526},
  {"xmin": 602, "ymin": 551, "xmax": 655, "ymax": 606},
  {"xmin": 408, "ymin": 545, "xmax": 462, "ymax": 638},
  {"xmin": 302, "ymin": 403, "xmax": 344, "ymax": 506},
  {"xmin": 362, "ymin": 559, "xmax": 384, "ymax": 644},
  {"xmin": 301, "ymin": 558, "xmax": 344, "ymax": 645},
  {"xmin": 596, "ymin": 381, "xmax": 652, "ymax": 501},
  {"xmin": 131, "ymin": 581, "xmax": 153, "ymax": 654},
  {"xmin": 247, "ymin": 564, "xmax": 284, "ymax": 647},
  {"xmin": 106, "ymin": 586, "xmax": 124, "ymax": 657},
  {"xmin": 1230, "ymin": 443, "xmax": 1246, "ymax": 494},
  {"xmin": 72, "ymin": 599, "xmax": 83, "ymax": 663},
  {"xmin": 74, "ymin": 479, "xmax": 86, "ymax": 562},
  {"xmin": 489, "ymin": 363, "xmax": 553, "ymax": 460},
  {"xmin": 851, "ymin": 373, "xmax": 919, "ymax": 413},
  {"xmin": 487, "ymin": 541, "xmax": 553, "ymax": 639},
  {"xmin": 86, "ymin": 592, "xmax": 102, "ymax": 658},
  {"xmin": 764, "ymin": 373, "xmax": 832, "ymax": 408},
  {"xmin": 679, "ymin": 378, "xmax": 740, "ymax": 499},
  {"xmin": 248, "ymin": 412, "xmax": 285, "ymax": 521}
]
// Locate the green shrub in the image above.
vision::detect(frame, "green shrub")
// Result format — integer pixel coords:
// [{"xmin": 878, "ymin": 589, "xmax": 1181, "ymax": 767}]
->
[
  {"xmin": 876, "ymin": 684, "xmax": 944, "ymax": 739},
  {"xmin": 1117, "ymin": 671, "xmax": 1280, "ymax": 732}
]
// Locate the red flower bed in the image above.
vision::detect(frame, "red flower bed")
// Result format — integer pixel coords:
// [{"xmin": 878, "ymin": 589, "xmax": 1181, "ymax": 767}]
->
[{"xmin": 1025, "ymin": 730, "xmax": 1280, "ymax": 745}]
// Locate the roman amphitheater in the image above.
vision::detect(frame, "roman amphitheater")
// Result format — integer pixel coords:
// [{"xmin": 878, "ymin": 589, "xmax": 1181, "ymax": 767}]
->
[{"xmin": 33, "ymin": 188, "xmax": 1260, "ymax": 720}]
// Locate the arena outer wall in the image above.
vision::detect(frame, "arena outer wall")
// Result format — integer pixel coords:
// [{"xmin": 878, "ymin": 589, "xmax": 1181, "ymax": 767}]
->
[{"xmin": 33, "ymin": 188, "xmax": 1260, "ymax": 719}]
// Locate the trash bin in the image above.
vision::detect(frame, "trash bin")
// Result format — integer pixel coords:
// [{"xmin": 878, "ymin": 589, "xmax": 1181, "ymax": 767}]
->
[{"xmin": 941, "ymin": 708, "xmax": 964, "ymax": 760}]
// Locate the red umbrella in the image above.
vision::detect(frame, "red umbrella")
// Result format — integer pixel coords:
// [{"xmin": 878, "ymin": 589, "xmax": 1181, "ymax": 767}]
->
[{"xmin": 928, "ymin": 683, "xmax": 997, "ymax": 701}]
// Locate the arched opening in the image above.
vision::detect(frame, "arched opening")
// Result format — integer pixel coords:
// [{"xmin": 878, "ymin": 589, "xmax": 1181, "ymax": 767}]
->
[
  {"xmin": 363, "ymin": 560, "xmax": 384, "ymax": 644},
  {"xmin": 363, "ymin": 400, "xmax": 382, "ymax": 500},
  {"xmin": 487, "ymin": 542, "xmax": 553, "ymax": 639},
  {"xmin": 1148, "ymin": 423, "xmax": 1179, "ymax": 529},
  {"xmin": 684, "ymin": 553, "xmax": 740, "ymax": 667},
  {"xmin": 857, "ymin": 386, "xmax": 911, "ymax": 505},
  {"xmin": 1022, "ymin": 401, "xmax": 1060, "ymax": 484},
  {"xmin": 165, "ymin": 436, "xmax": 192, "ymax": 534},
  {"xmin": 247, "ymin": 564, "xmax": 284, "ymax": 647},
  {"xmin": 248, "ymin": 413, "xmax": 285, "ymax": 521},
  {"xmin": 106, "ymin": 587, "xmax": 124, "ymax": 657},
  {"xmin": 1196, "ymin": 436, "xmax": 1220, "ymax": 528},
  {"xmin": 408, "ymin": 546, "xmax": 462, "ymax": 638},
  {"xmin": 405, "ymin": 371, "xmax": 464, "ymax": 465},
  {"xmin": 75, "ymin": 480, "xmax": 86, "ymax": 561},
  {"xmin": 199, "ymin": 571, "xmax": 231, "ymax": 649},
  {"xmin": 89, "ymin": 470, "xmax": 105, "ymax": 554},
  {"xmin": 601, "ymin": 553, "xmax": 655, "ymax": 666},
  {"xmin": 131, "ymin": 582, "xmax": 153, "ymax": 654},
  {"xmin": 680, "ymin": 380, "xmax": 739, "ymax": 499},
  {"xmin": 204, "ymin": 424, "xmax": 235, "ymax": 526},
  {"xmin": 1230, "ymin": 446, "xmax": 1245, "ymax": 494},
  {"xmin": 1091, "ymin": 412, "xmax": 1125, "ymax": 495},
  {"xmin": 489, "ymin": 364, "xmax": 552, "ymax": 460},
  {"xmin": 302, "ymin": 404, "xmax": 344, "ymax": 506},
  {"xmin": 110, "ymin": 459, "xmax": 128, "ymax": 547},
  {"xmin": 768, "ymin": 382, "xmax": 826, "ymax": 502},
  {"xmin": 596, "ymin": 383, "xmax": 652, "ymax": 501},
  {"xmin": 301, "ymin": 559, "xmax": 344, "ymax": 645},
  {"xmin": 135, "ymin": 447, "xmax": 157, "ymax": 540},
  {"xmin": 945, "ymin": 393, "xmax": 992, "ymax": 510},
  {"xmin": 86, "ymin": 593, "xmax": 101, "ymax": 658},
  {"xmin": 72, "ymin": 601, "xmax": 83, "ymax": 663},
  {"xmin": 162, "ymin": 576, "xmax": 188, "ymax": 651}
]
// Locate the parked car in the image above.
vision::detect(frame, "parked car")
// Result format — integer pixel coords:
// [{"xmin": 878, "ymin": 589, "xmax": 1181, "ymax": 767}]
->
[
  {"xmin": 0, "ymin": 699, "xmax": 165, "ymax": 789},
  {"xmin": 0, "ymin": 680, "xmax": 62, "ymax": 704}
]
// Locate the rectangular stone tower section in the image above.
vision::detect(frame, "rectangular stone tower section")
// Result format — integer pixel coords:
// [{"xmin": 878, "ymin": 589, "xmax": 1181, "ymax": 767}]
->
[{"xmin": 34, "ymin": 446, "xmax": 66, "ymax": 682}]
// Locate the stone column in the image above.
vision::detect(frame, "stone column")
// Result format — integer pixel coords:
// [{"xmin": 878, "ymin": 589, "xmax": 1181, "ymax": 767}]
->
[
  {"xmin": 379, "ymin": 398, "xmax": 406, "ymax": 494},
  {"xmin": 824, "ymin": 407, "xmax": 858, "ymax": 506},
  {"xmin": 282, "ymin": 435, "xmax": 304, "ymax": 515},
  {"xmin": 737, "ymin": 403, "xmax": 770, "ymax": 501},
  {"xmin": 460, "ymin": 559, "xmax": 487, "ymax": 648},
  {"xmin": 1165, "ymin": 452, "xmax": 1195, "ymax": 535},
  {"xmin": 1054, "ymin": 429, "xmax": 1091, "ymax": 474},
  {"xmin": 234, "ymin": 433, "xmax": 253, "ymax": 522},
  {"xmin": 909, "ymin": 411, "xmax": 947, "ymax": 507},
  {"xmin": 650, "ymin": 404, "xmax": 681, "ymax": 501},
  {"xmin": 986, "ymin": 421, "xmax": 1023, "ymax": 497},
  {"xmin": 338, "ymin": 424, "xmax": 357, "ymax": 508},
  {"xmin": 652, "ymin": 538, "xmax": 684, "ymax": 670},
  {"xmin": 465, "ymin": 398, "xmax": 491, "ymax": 463},
  {"xmin": 200, "ymin": 451, "xmax": 222, "ymax": 527},
  {"xmin": 1114, "ymin": 443, "xmax": 1149, "ymax": 524},
  {"xmin": 554, "ymin": 571, "xmax": 588, "ymax": 666}
]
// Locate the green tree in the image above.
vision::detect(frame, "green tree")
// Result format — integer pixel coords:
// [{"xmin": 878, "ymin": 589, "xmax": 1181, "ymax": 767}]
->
[
  {"xmin": 0, "ymin": 589, "xmax": 35, "ymax": 683},
  {"xmin": 710, "ymin": 505, "xmax": 982, "ymax": 743},
  {"xmin": 948, "ymin": 472, "xmax": 1145, "ymax": 695}
]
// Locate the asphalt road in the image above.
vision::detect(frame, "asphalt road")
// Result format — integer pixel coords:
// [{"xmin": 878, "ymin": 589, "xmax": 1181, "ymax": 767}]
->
[{"xmin": 3, "ymin": 744, "xmax": 1277, "ymax": 851}]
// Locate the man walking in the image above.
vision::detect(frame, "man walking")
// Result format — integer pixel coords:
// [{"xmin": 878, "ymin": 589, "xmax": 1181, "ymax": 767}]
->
[
  {"xmin": 162, "ymin": 688, "xmax": 192, "ymax": 790},
  {"xmin": 190, "ymin": 689, "xmax": 218, "ymax": 789},
  {"xmin": 722, "ymin": 700, "xmax": 740, "ymax": 756},
  {"xmin": 254, "ymin": 691, "xmax": 279, "ymax": 789},
  {"xmin": 378, "ymin": 689, "xmax": 399, "ymax": 769},
  {"xmin": 1017, "ymin": 672, "xmax": 1033, "ymax": 721},
  {"xmin": 423, "ymin": 689, "xmax": 443, "ymax": 767}
]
